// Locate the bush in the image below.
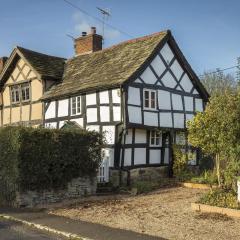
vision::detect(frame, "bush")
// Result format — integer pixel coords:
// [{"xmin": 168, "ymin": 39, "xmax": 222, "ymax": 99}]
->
[
  {"xmin": 199, "ymin": 189, "xmax": 240, "ymax": 209},
  {"xmin": 0, "ymin": 126, "xmax": 103, "ymax": 197},
  {"xmin": 190, "ymin": 170, "xmax": 218, "ymax": 185}
]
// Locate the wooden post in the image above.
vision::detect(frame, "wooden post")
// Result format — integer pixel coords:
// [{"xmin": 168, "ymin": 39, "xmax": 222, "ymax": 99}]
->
[{"xmin": 168, "ymin": 130, "xmax": 174, "ymax": 177}]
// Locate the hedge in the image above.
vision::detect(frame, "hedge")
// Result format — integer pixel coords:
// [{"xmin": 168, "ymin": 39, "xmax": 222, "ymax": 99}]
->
[{"xmin": 0, "ymin": 126, "xmax": 103, "ymax": 202}]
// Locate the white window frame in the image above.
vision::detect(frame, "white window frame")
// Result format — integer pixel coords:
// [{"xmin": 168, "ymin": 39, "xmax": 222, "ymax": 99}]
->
[
  {"xmin": 21, "ymin": 83, "xmax": 30, "ymax": 102},
  {"xmin": 150, "ymin": 130, "xmax": 162, "ymax": 146},
  {"xmin": 10, "ymin": 83, "xmax": 30, "ymax": 104},
  {"xmin": 143, "ymin": 89, "xmax": 157, "ymax": 110},
  {"xmin": 71, "ymin": 96, "xmax": 81, "ymax": 116}
]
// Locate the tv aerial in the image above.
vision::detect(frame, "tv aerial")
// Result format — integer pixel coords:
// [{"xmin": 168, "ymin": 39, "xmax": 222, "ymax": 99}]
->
[{"xmin": 97, "ymin": 7, "xmax": 111, "ymax": 45}]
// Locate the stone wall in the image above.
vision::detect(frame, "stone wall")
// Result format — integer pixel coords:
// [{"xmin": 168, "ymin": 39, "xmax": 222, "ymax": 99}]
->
[
  {"xmin": 110, "ymin": 166, "xmax": 169, "ymax": 186},
  {"xmin": 15, "ymin": 176, "xmax": 97, "ymax": 207}
]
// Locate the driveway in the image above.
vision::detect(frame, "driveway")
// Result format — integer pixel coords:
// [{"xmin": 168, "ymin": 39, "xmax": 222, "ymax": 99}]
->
[
  {"xmin": 0, "ymin": 218, "xmax": 65, "ymax": 240},
  {"xmin": 52, "ymin": 187, "xmax": 240, "ymax": 240}
]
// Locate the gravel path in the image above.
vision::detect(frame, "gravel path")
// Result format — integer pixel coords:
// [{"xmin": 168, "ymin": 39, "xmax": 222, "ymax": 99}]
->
[{"xmin": 52, "ymin": 187, "xmax": 240, "ymax": 240}]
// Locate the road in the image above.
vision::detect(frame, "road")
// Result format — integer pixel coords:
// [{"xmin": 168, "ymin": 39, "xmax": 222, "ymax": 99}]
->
[{"xmin": 0, "ymin": 218, "xmax": 66, "ymax": 240}]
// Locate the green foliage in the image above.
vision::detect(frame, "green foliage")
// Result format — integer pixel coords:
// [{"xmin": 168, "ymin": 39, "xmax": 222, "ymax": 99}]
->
[
  {"xmin": 187, "ymin": 91, "xmax": 240, "ymax": 187},
  {"xmin": 190, "ymin": 170, "xmax": 218, "ymax": 185},
  {"xmin": 172, "ymin": 145, "xmax": 188, "ymax": 176},
  {"xmin": 0, "ymin": 127, "xmax": 21, "ymax": 205},
  {"xmin": 199, "ymin": 189, "xmax": 240, "ymax": 209},
  {"xmin": 0, "ymin": 126, "xmax": 103, "ymax": 197}
]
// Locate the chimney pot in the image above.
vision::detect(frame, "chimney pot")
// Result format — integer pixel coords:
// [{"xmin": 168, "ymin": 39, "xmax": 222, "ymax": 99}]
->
[
  {"xmin": 91, "ymin": 27, "xmax": 96, "ymax": 34},
  {"xmin": 82, "ymin": 32, "xmax": 87, "ymax": 37}
]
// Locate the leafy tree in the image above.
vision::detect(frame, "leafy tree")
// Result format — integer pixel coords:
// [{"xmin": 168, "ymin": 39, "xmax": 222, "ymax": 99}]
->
[
  {"xmin": 200, "ymin": 69, "xmax": 237, "ymax": 96},
  {"xmin": 187, "ymin": 91, "xmax": 240, "ymax": 187}
]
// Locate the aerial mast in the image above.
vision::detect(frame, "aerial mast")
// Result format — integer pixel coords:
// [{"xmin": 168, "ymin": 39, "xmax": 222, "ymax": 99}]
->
[{"xmin": 97, "ymin": 7, "xmax": 111, "ymax": 46}]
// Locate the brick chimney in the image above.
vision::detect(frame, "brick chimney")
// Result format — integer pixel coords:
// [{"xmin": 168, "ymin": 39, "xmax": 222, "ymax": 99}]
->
[
  {"xmin": 74, "ymin": 27, "xmax": 103, "ymax": 55},
  {"xmin": 0, "ymin": 57, "xmax": 8, "ymax": 74}
]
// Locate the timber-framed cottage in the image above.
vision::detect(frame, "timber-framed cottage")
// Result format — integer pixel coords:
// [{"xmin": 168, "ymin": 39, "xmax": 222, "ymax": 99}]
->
[{"xmin": 0, "ymin": 27, "xmax": 209, "ymax": 184}]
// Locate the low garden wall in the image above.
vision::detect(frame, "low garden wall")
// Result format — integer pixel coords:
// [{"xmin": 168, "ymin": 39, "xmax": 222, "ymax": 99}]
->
[{"xmin": 16, "ymin": 177, "xmax": 97, "ymax": 207}]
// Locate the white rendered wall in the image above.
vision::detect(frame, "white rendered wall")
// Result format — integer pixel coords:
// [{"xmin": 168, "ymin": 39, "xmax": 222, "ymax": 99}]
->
[
  {"xmin": 160, "ymin": 43, "xmax": 174, "ymax": 64},
  {"xmin": 170, "ymin": 59, "xmax": 183, "ymax": 80},
  {"xmin": 158, "ymin": 90, "xmax": 171, "ymax": 109},
  {"xmin": 180, "ymin": 74, "xmax": 193, "ymax": 92},
  {"xmin": 102, "ymin": 125, "xmax": 115, "ymax": 144},
  {"xmin": 87, "ymin": 125, "xmax": 100, "ymax": 132},
  {"xmin": 112, "ymin": 89, "xmax": 121, "ymax": 103},
  {"xmin": 144, "ymin": 112, "xmax": 158, "ymax": 126},
  {"xmin": 140, "ymin": 67, "xmax": 157, "ymax": 84},
  {"xmin": 128, "ymin": 106, "xmax": 142, "ymax": 124},
  {"xmin": 87, "ymin": 108, "xmax": 97, "ymax": 123},
  {"xmin": 134, "ymin": 148, "xmax": 146, "ymax": 165},
  {"xmin": 113, "ymin": 106, "xmax": 121, "ymax": 121},
  {"xmin": 173, "ymin": 113, "xmax": 184, "ymax": 128},
  {"xmin": 184, "ymin": 96, "xmax": 194, "ymax": 111},
  {"xmin": 71, "ymin": 118, "xmax": 84, "ymax": 127},
  {"xmin": 160, "ymin": 112, "xmax": 172, "ymax": 128},
  {"xmin": 99, "ymin": 91, "xmax": 109, "ymax": 104},
  {"xmin": 58, "ymin": 99, "xmax": 69, "ymax": 117},
  {"xmin": 128, "ymin": 87, "xmax": 140, "ymax": 105},
  {"xmin": 149, "ymin": 150, "xmax": 161, "ymax": 164},
  {"xmin": 45, "ymin": 101, "xmax": 56, "ymax": 119},
  {"xmin": 125, "ymin": 129, "xmax": 132, "ymax": 144},
  {"xmin": 161, "ymin": 71, "xmax": 177, "ymax": 88},
  {"xmin": 172, "ymin": 94, "xmax": 183, "ymax": 110},
  {"xmin": 195, "ymin": 98, "xmax": 203, "ymax": 112},
  {"xmin": 150, "ymin": 55, "xmax": 165, "ymax": 77},
  {"xmin": 124, "ymin": 149, "xmax": 132, "ymax": 166},
  {"xmin": 102, "ymin": 148, "xmax": 114, "ymax": 167},
  {"xmin": 100, "ymin": 106, "xmax": 110, "ymax": 122},
  {"xmin": 86, "ymin": 93, "xmax": 96, "ymax": 105},
  {"xmin": 164, "ymin": 148, "xmax": 169, "ymax": 164},
  {"xmin": 135, "ymin": 129, "xmax": 146, "ymax": 143}
]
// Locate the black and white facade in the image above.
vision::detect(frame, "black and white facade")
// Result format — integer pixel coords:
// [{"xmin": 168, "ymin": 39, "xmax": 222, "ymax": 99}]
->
[{"xmin": 43, "ymin": 32, "xmax": 208, "ymax": 181}]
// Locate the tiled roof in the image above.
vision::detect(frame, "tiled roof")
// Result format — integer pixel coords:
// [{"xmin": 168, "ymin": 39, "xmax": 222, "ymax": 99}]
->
[
  {"xmin": 17, "ymin": 46, "xmax": 66, "ymax": 80},
  {"xmin": 42, "ymin": 30, "xmax": 168, "ymax": 99}
]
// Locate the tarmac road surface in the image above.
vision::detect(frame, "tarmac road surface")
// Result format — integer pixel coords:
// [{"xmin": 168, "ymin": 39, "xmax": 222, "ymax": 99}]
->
[{"xmin": 0, "ymin": 218, "xmax": 66, "ymax": 240}]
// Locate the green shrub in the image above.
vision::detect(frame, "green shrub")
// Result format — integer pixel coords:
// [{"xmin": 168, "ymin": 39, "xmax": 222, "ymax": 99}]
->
[
  {"xmin": 0, "ymin": 126, "xmax": 103, "ymax": 200},
  {"xmin": 198, "ymin": 189, "xmax": 240, "ymax": 209},
  {"xmin": 190, "ymin": 170, "xmax": 218, "ymax": 185}
]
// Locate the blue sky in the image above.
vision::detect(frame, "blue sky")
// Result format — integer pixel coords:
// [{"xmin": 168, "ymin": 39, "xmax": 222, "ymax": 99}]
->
[{"xmin": 0, "ymin": 0, "xmax": 239, "ymax": 75}]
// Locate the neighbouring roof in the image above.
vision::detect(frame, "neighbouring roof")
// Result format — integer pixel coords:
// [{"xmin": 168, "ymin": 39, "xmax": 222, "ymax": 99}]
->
[
  {"xmin": 17, "ymin": 46, "xmax": 66, "ymax": 80},
  {"xmin": 42, "ymin": 30, "xmax": 169, "ymax": 100},
  {"xmin": 0, "ymin": 46, "xmax": 66, "ymax": 86}
]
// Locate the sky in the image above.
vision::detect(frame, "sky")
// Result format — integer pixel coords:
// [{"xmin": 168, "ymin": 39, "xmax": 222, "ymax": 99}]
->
[{"xmin": 0, "ymin": 0, "xmax": 239, "ymax": 75}]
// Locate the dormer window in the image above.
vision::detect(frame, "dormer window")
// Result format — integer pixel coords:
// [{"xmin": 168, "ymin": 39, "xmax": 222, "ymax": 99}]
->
[{"xmin": 144, "ymin": 89, "xmax": 156, "ymax": 109}]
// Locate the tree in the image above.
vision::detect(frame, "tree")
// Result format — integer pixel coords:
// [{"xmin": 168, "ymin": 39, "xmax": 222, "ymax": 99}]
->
[
  {"xmin": 200, "ymin": 69, "xmax": 237, "ymax": 96},
  {"xmin": 187, "ymin": 91, "xmax": 240, "ymax": 187}
]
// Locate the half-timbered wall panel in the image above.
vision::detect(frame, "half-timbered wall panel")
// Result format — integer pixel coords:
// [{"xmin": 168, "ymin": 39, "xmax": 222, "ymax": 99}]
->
[
  {"xmin": 1, "ymin": 58, "xmax": 43, "ymax": 126},
  {"xmin": 127, "ymin": 41, "xmax": 205, "ymax": 129},
  {"xmin": 149, "ymin": 150, "xmax": 161, "ymax": 164},
  {"xmin": 58, "ymin": 99, "xmax": 69, "ymax": 117},
  {"xmin": 45, "ymin": 101, "xmax": 56, "ymax": 119}
]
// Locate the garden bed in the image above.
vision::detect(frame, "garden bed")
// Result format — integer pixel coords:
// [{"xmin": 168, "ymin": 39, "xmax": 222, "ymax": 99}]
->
[{"xmin": 191, "ymin": 202, "xmax": 240, "ymax": 218}]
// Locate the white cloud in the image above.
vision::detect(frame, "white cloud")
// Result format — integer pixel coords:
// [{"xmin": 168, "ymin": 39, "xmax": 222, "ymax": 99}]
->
[{"xmin": 72, "ymin": 12, "xmax": 120, "ymax": 40}]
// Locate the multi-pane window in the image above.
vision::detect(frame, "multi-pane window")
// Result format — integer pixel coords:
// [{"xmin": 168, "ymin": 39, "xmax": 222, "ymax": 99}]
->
[
  {"xmin": 71, "ymin": 96, "xmax": 81, "ymax": 115},
  {"xmin": 144, "ymin": 89, "xmax": 156, "ymax": 109},
  {"xmin": 21, "ymin": 83, "xmax": 30, "ymax": 101},
  {"xmin": 10, "ymin": 83, "xmax": 30, "ymax": 103},
  {"xmin": 150, "ymin": 130, "xmax": 161, "ymax": 146}
]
